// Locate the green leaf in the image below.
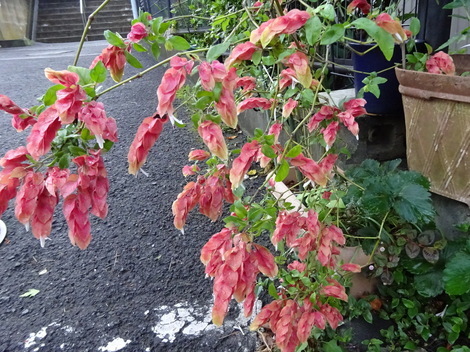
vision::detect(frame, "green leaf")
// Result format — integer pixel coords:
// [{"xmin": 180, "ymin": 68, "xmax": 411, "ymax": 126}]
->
[
  {"xmin": 68, "ymin": 146, "xmax": 87, "ymax": 156},
  {"xmin": 351, "ymin": 18, "xmax": 395, "ymax": 61},
  {"xmin": 262, "ymin": 55, "xmax": 276, "ymax": 66},
  {"xmin": 402, "ymin": 298, "xmax": 415, "ymax": 308},
  {"xmin": 261, "ymin": 145, "xmax": 277, "ymax": 158},
  {"xmin": 410, "ymin": 17, "xmax": 421, "ymax": 36},
  {"xmin": 67, "ymin": 66, "xmax": 92, "ymax": 85},
  {"xmin": 206, "ymin": 42, "xmax": 230, "ymax": 62},
  {"xmin": 151, "ymin": 17, "xmax": 163, "ymax": 34},
  {"xmin": 304, "ymin": 16, "xmax": 322, "ymax": 45},
  {"xmin": 168, "ymin": 36, "xmax": 190, "ymax": 51},
  {"xmin": 393, "ymin": 183, "xmax": 434, "ymax": 224},
  {"xmin": 444, "ymin": 251, "xmax": 470, "ymax": 295},
  {"xmin": 318, "ymin": 4, "xmax": 336, "ymax": 22},
  {"xmin": 20, "ymin": 289, "xmax": 40, "ymax": 298},
  {"xmin": 275, "ymin": 159, "xmax": 290, "ymax": 182},
  {"xmin": 42, "ymin": 84, "xmax": 64, "ymax": 106},
  {"xmin": 195, "ymin": 96, "xmax": 213, "ymax": 109},
  {"xmin": 124, "ymin": 51, "xmax": 143, "ymax": 68},
  {"xmin": 414, "ymin": 271, "xmax": 444, "ymax": 297},
  {"xmin": 322, "ymin": 340, "xmax": 343, "ymax": 352},
  {"xmin": 233, "ymin": 200, "xmax": 247, "ymax": 218},
  {"xmin": 58, "ymin": 154, "xmax": 70, "ymax": 169},
  {"xmin": 404, "ymin": 341, "xmax": 417, "ymax": 350},
  {"xmin": 103, "ymin": 30, "xmax": 126, "ymax": 48},
  {"xmin": 268, "ymin": 282, "xmax": 279, "ymax": 299},
  {"xmin": 213, "ymin": 82, "xmax": 223, "ymax": 102},
  {"xmin": 321, "ymin": 24, "xmax": 345, "ymax": 45},
  {"xmin": 159, "ymin": 22, "xmax": 171, "ymax": 34},
  {"xmin": 251, "ymin": 50, "xmax": 262, "ymax": 65},
  {"xmin": 151, "ymin": 42, "xmax": 161, "ymax": 60},
  {"xmin": 285, "ymin": 145, "xmax": 302, "ymax": 158},
  {"xmin": 132, "ymin": 42, "xmax": 147, "ymax": 52},
  {"xmin": 90, "ymin": 61, "xmax": 107, "ymax": 83}
]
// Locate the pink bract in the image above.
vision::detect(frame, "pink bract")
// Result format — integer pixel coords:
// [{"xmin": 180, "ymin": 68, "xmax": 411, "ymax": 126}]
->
[
  {"xmin": 198, "ymin": 120, "xmax": 228, "ymax": 160},
  {"xmin": 128, "ymin": 115, "xmax": 168, "ymax": 175},
  {"xmin": 127, "ymin": 22, "xmax": 148, "ymax": 42},
  {"xmin": 426, "ymin": 51, "xmax": 456, "ymax": 75}
]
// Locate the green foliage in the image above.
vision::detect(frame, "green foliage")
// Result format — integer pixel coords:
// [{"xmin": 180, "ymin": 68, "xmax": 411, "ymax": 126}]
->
[{"xmin": 344, "ymin": 159, "xmax": 434, "ymax": 225}]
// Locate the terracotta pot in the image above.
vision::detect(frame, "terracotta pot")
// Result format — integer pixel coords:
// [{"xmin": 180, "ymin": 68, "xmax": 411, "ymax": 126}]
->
[{"xmin": 395, "ymin": 57, "xmax": 470, "ymax": 206}]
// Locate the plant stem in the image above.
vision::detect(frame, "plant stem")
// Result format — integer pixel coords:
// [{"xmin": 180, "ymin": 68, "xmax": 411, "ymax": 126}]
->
[
  {"xmin": 367, "ymin": 210, "xmax": 390, "ymax": 264},
  {"xmin": 94, "ymin": 48, "xmax": 208, "ymax": 99},
  {"xmin": 163, "ymin": 15, "xmax": 212, "ymax": 22},
  {"xmin": 73, "ymin": 0, "xmax": 111, "ymax": 66}
]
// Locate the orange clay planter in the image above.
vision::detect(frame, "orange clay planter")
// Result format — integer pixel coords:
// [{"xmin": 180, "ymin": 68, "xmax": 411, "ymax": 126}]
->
[{"xmin": 395, "ymin": 57, "xmax": 470, "ymax": 206}]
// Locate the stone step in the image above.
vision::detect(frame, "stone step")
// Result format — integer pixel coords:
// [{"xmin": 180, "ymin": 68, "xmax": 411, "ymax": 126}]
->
[
  {"xmin": 38, "ymin": 0, "xmax": 131, "ymax": 9},
  {"xmin": 38, "ymin": 11, "xmax": 133, "ymax": 24},
  {"xmin": 35, "ymin": 32, "xmax": 130, "ymax": 43},
  {"xmin": 38, "ymin": 5, "xmax": 132, "ymax": 16},
  {"xmin": 36, "ymin": 22, "xmax": 131, "ymax": 34}
]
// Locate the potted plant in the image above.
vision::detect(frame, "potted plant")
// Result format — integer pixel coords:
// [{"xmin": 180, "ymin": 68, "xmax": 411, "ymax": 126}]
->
[
  {"xmin": 0, "ymin": 0, "xmax": 459, "ymax": 351},
  {"xmin": 394, "ymin": 0, "xmax": 470, "ymax": 206}
]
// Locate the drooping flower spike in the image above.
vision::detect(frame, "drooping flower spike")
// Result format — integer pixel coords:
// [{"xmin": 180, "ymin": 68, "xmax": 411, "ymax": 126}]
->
[{"xmin": 128, "ymin": 113, "xmax": 168, "ymax": 175}]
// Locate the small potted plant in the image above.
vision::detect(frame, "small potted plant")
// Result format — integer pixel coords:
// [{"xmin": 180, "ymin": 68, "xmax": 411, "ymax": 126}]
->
[{"xmin": 394, "ymin": 0, "xmax": 470, "ymax": 206}]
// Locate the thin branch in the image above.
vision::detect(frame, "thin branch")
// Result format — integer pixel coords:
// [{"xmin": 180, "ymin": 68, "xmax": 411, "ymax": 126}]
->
[
  {"xmin": 73, "ymin": 0, "xmax": 111, "ymax": 66},
  {"xmin": 94, "ymin": 48, "xmax": 208, "ymax": 99}
]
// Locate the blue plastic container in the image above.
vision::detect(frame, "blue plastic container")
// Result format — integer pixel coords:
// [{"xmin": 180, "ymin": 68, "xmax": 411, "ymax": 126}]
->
[{"xmin": 350, "ymin": 43, "xmax": 403, "ymax": 115}]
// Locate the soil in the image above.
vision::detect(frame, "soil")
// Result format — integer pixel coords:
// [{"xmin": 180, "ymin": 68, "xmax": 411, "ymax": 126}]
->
[{"xmin": 0, "ymin": 41, "xmax": 259, "ymax": 351}]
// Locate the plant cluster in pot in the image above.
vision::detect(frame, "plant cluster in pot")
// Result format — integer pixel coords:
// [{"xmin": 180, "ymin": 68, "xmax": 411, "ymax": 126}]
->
[{"xmin": 394, "ymin": 0, "xmax": 470, "ymax": 206}]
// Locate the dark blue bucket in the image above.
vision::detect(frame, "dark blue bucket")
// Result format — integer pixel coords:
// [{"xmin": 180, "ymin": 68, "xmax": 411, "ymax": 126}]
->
[{"xmin": 350, "ymin": 43, "xmax": 403, "ymax": 115}]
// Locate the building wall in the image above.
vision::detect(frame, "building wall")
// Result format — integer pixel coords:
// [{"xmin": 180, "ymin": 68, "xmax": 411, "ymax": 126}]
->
[{"xmin": 0, "ymin": 0, "xmax": 31, "ymax": 40}]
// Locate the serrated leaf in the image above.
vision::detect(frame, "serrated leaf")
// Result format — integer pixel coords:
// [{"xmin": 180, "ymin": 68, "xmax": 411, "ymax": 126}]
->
[
  {"xmin": 285, "ymin": 145, "xmax": 302, "ymax": 158},
  {"xmin": 151, "ymin": 42, "xmax": 161, "ymax": 60},
  {"xmin": 20, "ymin": 289, "xmax": 40, "ymax": 298},
  {"xmin": 168, "ymin": 36, "xmax": 190, "ymax": 51},
  {"xmin": 42, "ymin": 84, "xmax": 64, "ymax": 106},
  {"xmin": 275, "ymin": 159, "xmax": 290, "ymax": 182},
  {"xmin": 443, "ymin": 250, "xmax": 470, "ymax": 295},
  {"xmin": 392, "ymin": 183, "xmax": 434, "ymax": 224},
  {"xmin": 124, "ymin": 51, "xmax": 143, "ymax": 68},
  {"xmin": 304, "ymin": 16, "xmax": 322, "ymax": 45},
  {"xmin": 206, "ymin": 42, "xmax": 230, "ymax": 62},
  {"xmin": 103, "ymin": 30, "xmax": 126, "ymax": 48},
  {"xmin": 90, "ymin": 61, "xmax": 107, "ymax": 83},
  {"xmin": 414, "ymin": 271, "xmax": 443, "ymax": 297}
]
